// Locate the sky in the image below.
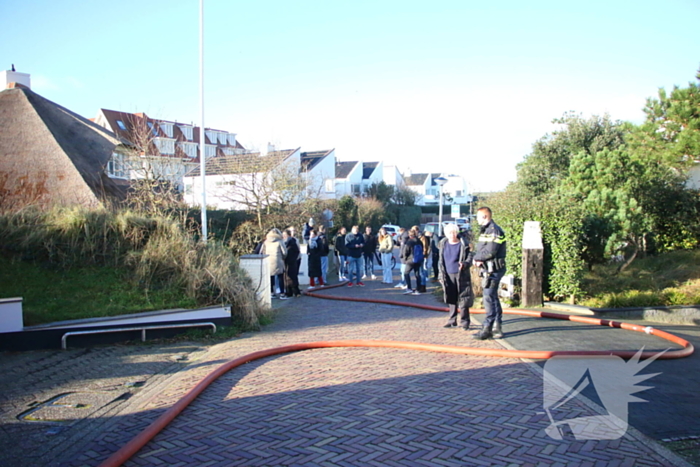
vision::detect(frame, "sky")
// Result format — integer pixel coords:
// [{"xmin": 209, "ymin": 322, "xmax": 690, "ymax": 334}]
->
[{"xmin": 2, "ymin": 0, "xmax": 699, "ymax": 192}]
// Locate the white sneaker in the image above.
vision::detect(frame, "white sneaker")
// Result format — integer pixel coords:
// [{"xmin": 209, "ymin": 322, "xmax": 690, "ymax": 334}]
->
[
  {"xmin": 362, "ymin": 274, "xmax": 367, "ymax": 280},
  {"xmin": 401, "ymin": 284, "xmax": 408, "ymax": 289},
  {"xmin": 307, "ymin": 286, "xmax": 316, "ymax": 290},
  {"xmin": 394, "ymin": 283, "xmax": 404, "ymax": 288},
  {"xmin": 371, "ymin": 275, "xmax": 377, "ymax": 280},
  {"xmin": 403, "ymin": 289, "xmax": 414, "ymax": 295},
  {"xmin": 411, "ymin": 291, "xmax": 421, "ymax": 295}
]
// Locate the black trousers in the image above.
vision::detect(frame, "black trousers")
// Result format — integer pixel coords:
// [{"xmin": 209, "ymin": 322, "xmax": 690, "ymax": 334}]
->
[
  {"xmin": 403, "ymin": 261, "xmax": 422, "ymax": 290},
  {"xmin": 284, "ymin": 261, "xmax": 300, "ymax": 296},
  {"xmin": 444, "ymin": 272, "xmax": 470, "ymax": 326}
]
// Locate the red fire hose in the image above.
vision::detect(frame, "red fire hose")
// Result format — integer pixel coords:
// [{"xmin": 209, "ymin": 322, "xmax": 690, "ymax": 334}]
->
[{"xmin": 98, "ymin": 283, "xmax": 694, "ymax": 467}]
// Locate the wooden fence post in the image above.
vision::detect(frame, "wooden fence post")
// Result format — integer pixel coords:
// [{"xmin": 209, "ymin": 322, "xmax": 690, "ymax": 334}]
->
[{"xmin": 522, "ymin": 221, "xmax": 544, "ymax": 307}]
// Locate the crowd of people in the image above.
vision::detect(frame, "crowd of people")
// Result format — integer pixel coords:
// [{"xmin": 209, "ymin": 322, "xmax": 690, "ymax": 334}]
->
[{"xmin": 255, "ymin": 207, "xmax": 507, "ymax": 339}]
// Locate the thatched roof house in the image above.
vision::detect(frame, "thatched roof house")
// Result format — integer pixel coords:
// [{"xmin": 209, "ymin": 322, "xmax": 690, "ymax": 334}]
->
[{"xmin": 0, "ymin": 85, "xmax": 126, "ymax": 210}]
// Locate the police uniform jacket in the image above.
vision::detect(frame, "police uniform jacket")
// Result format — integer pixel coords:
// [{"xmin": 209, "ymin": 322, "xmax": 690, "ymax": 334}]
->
[{"xmin": 473, "ymin": 220, "xmax": 506, "ymax": 270}]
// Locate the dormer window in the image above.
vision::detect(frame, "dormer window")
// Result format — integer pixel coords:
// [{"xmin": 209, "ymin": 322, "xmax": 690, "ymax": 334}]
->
[
  {"xmin": 178, "ymin": 125, "xmax": 193, "ymax": 141},
  {"xmin": 147, "ymin": 122, "xmax": 158, "ymax": 136},
  {"xmin": 116, "ymin": 120, "xmax": 127, "ymax": 131},
  {"xmin": 160, "ymin": 122, "xmax": 174, "ymax": 138}
]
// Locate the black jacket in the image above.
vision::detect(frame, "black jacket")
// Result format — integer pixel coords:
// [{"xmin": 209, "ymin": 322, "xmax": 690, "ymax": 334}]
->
[
  {"xmin": 473, "ymin": 220, "xmax": 506, "ymax": 266},
  {"xmin": 400, "ymin": 236, "xmax": 422, "ymax": 265},
  {"xmin": 335, "ymin": 233, "xmax": 348, "ymax": 256},
  {"xmin": 362, "ymin": 233, "xmax": 377, "ymax": 255}
]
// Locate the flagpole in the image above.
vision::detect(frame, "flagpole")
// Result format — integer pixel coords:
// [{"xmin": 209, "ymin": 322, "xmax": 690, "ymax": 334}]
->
[{"xmin": 199, "ymin": 0, "xmax": 207, "ymax": 243}]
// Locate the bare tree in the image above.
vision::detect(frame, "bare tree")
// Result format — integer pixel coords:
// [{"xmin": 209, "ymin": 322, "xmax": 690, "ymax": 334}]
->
[
  {"xmin": 110, "ymin": 114, "xmax": 189, "ymax": 212},
  {"xmin": 218, "ymin": 152, "xmax": 323, "ymax": 228}
]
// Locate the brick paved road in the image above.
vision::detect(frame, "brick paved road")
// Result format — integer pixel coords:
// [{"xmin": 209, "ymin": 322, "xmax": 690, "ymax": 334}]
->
[{"xmin": 56, "ymin": 278, "xmax": 692, "ymax": 467}]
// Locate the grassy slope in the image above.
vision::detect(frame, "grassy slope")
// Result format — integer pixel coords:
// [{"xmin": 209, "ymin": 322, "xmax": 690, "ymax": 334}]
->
[
  {"xmin": 579, "ymin": 249, "xmax": 700, "ymax": 308},
  {"xmin": 0, "ymin": 256, "xmax": 196, "ymax": 326}
]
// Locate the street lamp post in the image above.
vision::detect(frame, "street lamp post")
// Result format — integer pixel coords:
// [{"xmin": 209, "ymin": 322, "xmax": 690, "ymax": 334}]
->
[{"xmin": 434, "ymin": 176, "xmax": 448, "ymax": 237}]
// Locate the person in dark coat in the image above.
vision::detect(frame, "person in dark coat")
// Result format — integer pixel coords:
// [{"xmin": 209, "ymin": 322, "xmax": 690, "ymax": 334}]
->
[
  {"xmin": 438, "ymin": 223, "xmax": 474, "ymax": 329},
  {"xmin": 400, "ymin": 227, "xmax": 423, "ymax": 295},
  {"xmin": 430, "ymin": 230, "xmax": 442, "ymax": 280},
  {"xmin": 282, "ymin": 228, "xmax": 300, "ymax": 298},
  {"xmin": 334, "ymin": 226, "xmax": 349, "ymax": 281},
  {"xmin": 362, "ymin": 226, "xmax": 378, "ymax": 280},
  {"xmin": 307, "ymin": 229, "xmax": 325, "ymax": 289}
]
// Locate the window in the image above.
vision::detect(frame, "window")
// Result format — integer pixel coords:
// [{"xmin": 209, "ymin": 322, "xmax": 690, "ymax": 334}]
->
[
  {"xmin": 218, "ymin": 132, "xmax": 227, "ymax": 145},
  {"xmin": 106, "ymin": 152, "xmax": 128, "ymax": 179},
  {"xmin": 351, "ymin": 184, "xmax": 361, "ymax": 195},
  {"xmin": 178, "ymin": 125, "xmax": 194, "ymax": 141},
  {"xmin": 179, "ymin": 142, "xmax": 198, "ymax": 158},
  {"xmin": 325, "ymin": 178, "xmax": 334, "ymax": 193},
  {"xmin": 147, "ymin": 122, "xmax": 158, "ymax": 136},
  {"xmin": 159, "ymin": 122, "xmax": 174, "ymax": 138},
  {"xmin": 455, "ymin": 190, "xmax": 463, "ymax": 197},
  {"xmin": 116, "ymin": 120, "xmax": 127, "ymax": 131},
  {"xmin": 204, "ymin": 144, "xmax": 216, "ymax": 158},
  {"xmin": 153, "ymin": 138, "xmax": 175, "ymax": 155},
  {"xmin": 185, "ymin": 184, "xmax": 193, "ymax": 195},
  {"xmin": 227, "ymin": 134, "xmax": 237, "ymax": 146}
]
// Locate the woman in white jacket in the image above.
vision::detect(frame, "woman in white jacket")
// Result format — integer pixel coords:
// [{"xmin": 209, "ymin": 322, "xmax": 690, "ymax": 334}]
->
[{"xmin": 261, "ymin": 228, "xmax": 287, "ymax": 297}]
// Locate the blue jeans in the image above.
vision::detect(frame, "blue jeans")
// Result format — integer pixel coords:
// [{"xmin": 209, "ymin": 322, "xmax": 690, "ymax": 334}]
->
[
  {"xmin": 399, "ymin": 263, "xmax": 406, "ymax": 286},
  {"xmin": 482, "ymin": 268, "xmax": 505, "ymax": 329},
  {"xmin": 321, "ymin": 256, "xmax": 328, "ymax": 283},
  {"xmin": 363, "ymin": 253, "xmax": 374, "ymax": 276},
  {"xmin": 348, "ymin": 256, "xmax": 362, "ymax": 284},
  {"xmin": 337, "ymin": 254, "xmax": 348, "ymax": 278},
  {"xmin": 421, "ymin": 255, "xmax": 430, "ymax": 283}
]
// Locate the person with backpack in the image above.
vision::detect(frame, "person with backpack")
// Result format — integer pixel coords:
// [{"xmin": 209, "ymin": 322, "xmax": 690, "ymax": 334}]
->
[{"xmin": 400, "ymin": 226, "xmax": 424, "ymax": 295}]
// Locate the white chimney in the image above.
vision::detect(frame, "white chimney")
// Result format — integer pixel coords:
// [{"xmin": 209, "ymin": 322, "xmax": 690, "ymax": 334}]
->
[{"xmin": 2, "ymin": 67, "xmax": 31, "ymax": 89}]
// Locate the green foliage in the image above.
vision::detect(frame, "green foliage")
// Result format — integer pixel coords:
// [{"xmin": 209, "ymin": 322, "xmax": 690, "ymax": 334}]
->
[
  {"xmin": 356, "ymin": 197, "xmax": 389, "ymax": 229},
  {"xmin": 335, "ymin": 195, "xmax": 358, "ymax": 230},
  {"xmin": 516, "ymin": 112, "xmax": 625, "ymax": 197},
  {"xmin": 579, "ymin": 249, "xmax": 700, "ymax": 307},
  {"xmin": 0, "ymin": 257, "xmax": 196, "ymax": 326},
  {"xmin": 627, "ymin": 70, "xmax": 700, "ymax": 168},
  {"xmin": 0, "ymin": 206, "xmax": 263, "ymax": 327},
  {"xmin": 365, "ymin": 181, "xmax": 395, "ymax": 206}
]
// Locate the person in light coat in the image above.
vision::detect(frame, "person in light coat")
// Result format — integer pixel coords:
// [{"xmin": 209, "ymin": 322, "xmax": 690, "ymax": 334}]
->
[{"xmin": 260, "ymin": 228, "xmax": 287, "ymax": 298}]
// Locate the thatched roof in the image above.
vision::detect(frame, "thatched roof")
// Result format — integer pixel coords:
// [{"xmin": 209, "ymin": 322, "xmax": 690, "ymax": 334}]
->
[{"xmin": 0, "ymin": 86, "xmax": 126, "ymax": 209}]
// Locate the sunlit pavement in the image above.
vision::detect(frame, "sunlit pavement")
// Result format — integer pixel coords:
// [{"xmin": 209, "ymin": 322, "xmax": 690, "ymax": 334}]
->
[{"xmin": 1, "ymin": 269, "xmax": 697, "ymax": 466}]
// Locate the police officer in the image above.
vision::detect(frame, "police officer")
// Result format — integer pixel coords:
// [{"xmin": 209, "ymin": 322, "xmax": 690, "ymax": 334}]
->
[{"xmin": 472, "ymin": 207, "xmax": 507, "ymax": 340}]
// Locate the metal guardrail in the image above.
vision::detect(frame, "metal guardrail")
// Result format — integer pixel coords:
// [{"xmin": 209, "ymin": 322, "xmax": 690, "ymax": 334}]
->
[{"xmin": 61, "ymin": 322, "xmax": 217, "ymax": 350}]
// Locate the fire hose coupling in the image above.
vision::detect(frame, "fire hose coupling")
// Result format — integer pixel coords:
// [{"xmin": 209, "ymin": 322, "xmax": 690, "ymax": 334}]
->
[{"xmin": 644, "ymin": 326, "xmax": 654, "ymax": 335}]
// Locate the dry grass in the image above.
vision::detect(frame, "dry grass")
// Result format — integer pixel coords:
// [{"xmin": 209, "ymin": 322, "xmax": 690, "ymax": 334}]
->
[{"xmin": 0, "ymin": 206, "xmax": 264, "ymax": 327}]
